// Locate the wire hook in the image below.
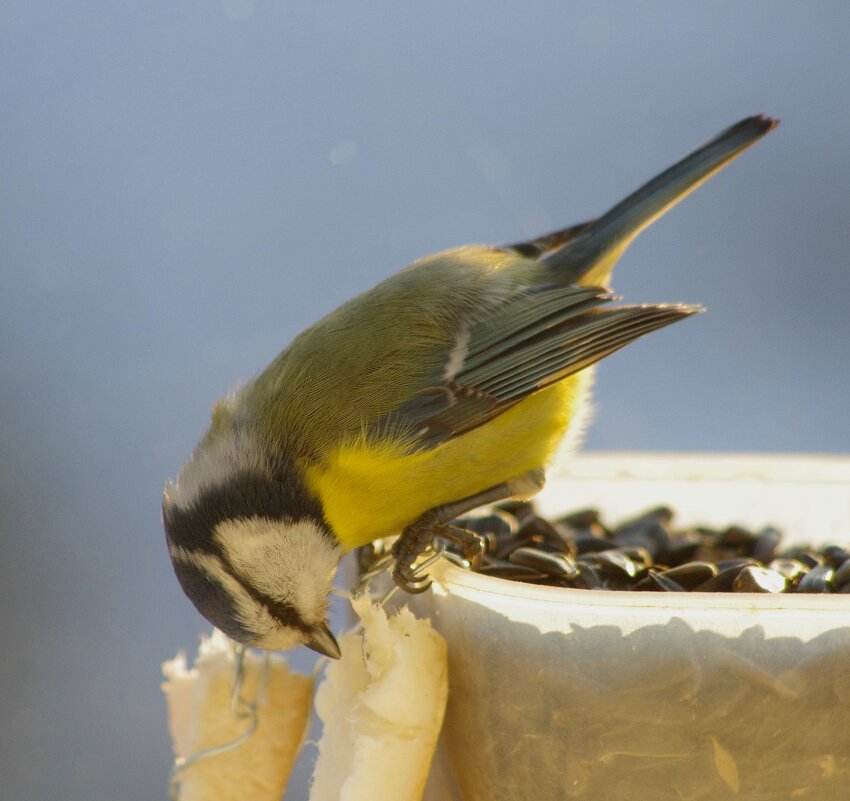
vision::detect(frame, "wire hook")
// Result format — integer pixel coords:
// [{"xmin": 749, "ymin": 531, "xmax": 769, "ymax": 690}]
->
[{"xmin": 169, "ymin": 645, "xmax": 270, "ymax": 800}]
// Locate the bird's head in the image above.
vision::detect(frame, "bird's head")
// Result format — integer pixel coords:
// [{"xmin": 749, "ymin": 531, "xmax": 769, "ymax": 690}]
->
[{"xmin": 162, "ymin": 429, "xmax": 342, "ymax": 658}]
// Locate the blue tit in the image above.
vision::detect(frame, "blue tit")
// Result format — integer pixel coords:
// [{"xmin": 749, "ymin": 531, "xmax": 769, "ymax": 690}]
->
[{"xmin": 163, "ymin": 115, "xmax": 777, "ymax": 657}]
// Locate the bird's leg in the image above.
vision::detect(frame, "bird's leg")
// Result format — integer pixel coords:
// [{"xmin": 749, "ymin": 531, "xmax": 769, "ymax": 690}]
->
[
  {"xmin": 392, "ymin": 469, "xmax": 545, "ymax": 593},
  {"xmin": 392, "ymin": 508, "xmax": 452, "ymax": 593}
]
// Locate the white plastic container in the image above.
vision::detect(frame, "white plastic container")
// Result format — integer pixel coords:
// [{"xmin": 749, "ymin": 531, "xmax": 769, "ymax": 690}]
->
[{"xmin": 407, "ymin": 453, "xmax": 850, "ymax": 801}]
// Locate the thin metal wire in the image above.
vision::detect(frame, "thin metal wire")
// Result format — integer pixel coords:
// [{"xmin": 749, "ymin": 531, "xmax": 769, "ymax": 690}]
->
[
  {"xmin": 169, "ymin": 645, "xmax": 271, "ymax": 800},
  {"xmin": 352, "ymin": 551, "xmax": 395, "ymax": 596},
  {"xmin": 352, "ymin": 539, "xmax": 466, "ymax": 601},
  {"xmin": 376, "ymin": 544, "xmax": 447, "ymax": 607}
]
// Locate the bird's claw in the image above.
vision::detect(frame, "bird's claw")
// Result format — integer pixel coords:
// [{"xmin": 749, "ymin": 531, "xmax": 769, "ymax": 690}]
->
[
  {"xmin": 391, "ymin": 562, "xmax": 433, "ymax": 594},
  {"xmin": 439, "ymin": 524, "xmax": 485, "ymax": 570},
  {"xmin": 390, "ymin": 511, "xmax": 442, "ymax": 594}
]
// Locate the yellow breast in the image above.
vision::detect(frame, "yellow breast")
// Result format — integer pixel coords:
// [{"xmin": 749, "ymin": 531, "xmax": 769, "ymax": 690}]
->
[{"xmin": 306, "ymin": 370, "xmax": 593, "ymax": 551}]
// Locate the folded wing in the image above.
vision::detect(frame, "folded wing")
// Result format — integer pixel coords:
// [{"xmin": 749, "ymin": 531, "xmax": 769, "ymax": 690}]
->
[{"xmin": 375, "ymin": 283, "xmax": 699, "ymax": 450}]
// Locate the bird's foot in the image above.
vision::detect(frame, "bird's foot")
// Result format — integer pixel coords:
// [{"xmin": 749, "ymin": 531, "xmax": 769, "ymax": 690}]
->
[
  {"xmin": 392, "ymin": 510, "xmax": 443, "ymax": 593},
  {"xmin": 390, "ymin": 472, "xmax": 543, "ymax": 594},
  {"xmin": 392, "ymin": 517, "xmax": 485, "ymax": 593}
]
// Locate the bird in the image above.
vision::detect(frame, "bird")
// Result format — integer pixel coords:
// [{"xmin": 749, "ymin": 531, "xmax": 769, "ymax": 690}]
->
[{"xmin": 163, "ymin": 115, "xmax": 777, "ymax": 659}]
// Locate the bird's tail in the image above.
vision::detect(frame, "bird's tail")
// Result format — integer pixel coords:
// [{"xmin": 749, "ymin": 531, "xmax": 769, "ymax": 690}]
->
[{"xmin": 542, "ymin": 115, "xmax": 778, "ymax": 286}]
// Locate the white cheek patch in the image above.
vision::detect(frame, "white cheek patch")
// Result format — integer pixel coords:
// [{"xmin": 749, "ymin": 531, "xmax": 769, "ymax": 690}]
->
[
  {"xmin": 213, "ymin": 517, "xmax": 342, "ymax": 627},
  {"xmin": 165, "ymin": 428, "xmax": 264, "ymax": 510},
  {"xmin": 167, "ymin": 543, "xmax": 290, "ymax": 643}
]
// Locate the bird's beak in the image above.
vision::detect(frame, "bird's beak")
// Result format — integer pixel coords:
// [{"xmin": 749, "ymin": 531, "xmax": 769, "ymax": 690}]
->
[{"xmin": 306, "ymin": 621, "xmax": 341, "ymax": 659}]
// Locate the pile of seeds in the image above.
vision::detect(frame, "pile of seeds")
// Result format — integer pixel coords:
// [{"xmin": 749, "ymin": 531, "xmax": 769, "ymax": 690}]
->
[{"xmin": 443, "ymin": 502, "xmax": 850, "ymax": 594}]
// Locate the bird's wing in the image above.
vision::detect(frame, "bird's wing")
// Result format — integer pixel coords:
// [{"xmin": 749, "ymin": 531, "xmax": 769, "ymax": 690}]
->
[{"xmin": 374, "ymin": 283, "xmax": 698, "ymax": 450}]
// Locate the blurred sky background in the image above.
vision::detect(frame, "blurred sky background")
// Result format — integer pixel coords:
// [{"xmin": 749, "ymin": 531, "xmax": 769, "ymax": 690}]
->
[{"xmin": 2, "ymin": 2, "xmax": 850, "ymax": 800}]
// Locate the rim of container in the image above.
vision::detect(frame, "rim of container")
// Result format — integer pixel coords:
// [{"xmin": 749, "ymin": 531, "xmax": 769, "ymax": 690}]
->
[
  {"xmin": 433, "ymin": 560, "xmax": 850, "ymax": 611},
  {"xmin": 546, "ymin": 451, "xmax": 850, "ymax": 483}
]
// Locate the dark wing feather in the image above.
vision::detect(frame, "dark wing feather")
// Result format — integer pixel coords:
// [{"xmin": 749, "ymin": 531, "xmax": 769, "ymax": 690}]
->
[
  {"xmin": 504, "ymin": 220, "xmax": 593, "ymax": 260},
  {"xmin": 375, "ymin": 284, "xmax": 699, "ymax": 450}
]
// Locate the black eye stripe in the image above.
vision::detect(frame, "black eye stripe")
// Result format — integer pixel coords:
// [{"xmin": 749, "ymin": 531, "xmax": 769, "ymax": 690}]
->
[
  {"xmin": 215, "ymin": 548, "xmax": 313, "ymax": 635},
  {"xmin": 169, "ymin": 546, "xmax": 312, "ymax": 637}
]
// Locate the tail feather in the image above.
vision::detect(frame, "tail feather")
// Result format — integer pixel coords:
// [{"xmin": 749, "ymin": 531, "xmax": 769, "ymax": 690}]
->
[{"xmin": 541, "ymin": 115, "xmax": 778, "ymax": 286}]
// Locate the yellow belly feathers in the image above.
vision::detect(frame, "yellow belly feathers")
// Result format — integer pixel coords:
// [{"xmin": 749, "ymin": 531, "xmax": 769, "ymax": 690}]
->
[{"xmin": 307, "ymin": 370, "xmax": 592, "ymax": 550}]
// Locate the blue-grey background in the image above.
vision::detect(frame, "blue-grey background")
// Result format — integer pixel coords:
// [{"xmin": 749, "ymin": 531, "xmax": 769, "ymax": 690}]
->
[{"xmin": 2, "ymin": 2, "xmax": 849, "ymax": 799}]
